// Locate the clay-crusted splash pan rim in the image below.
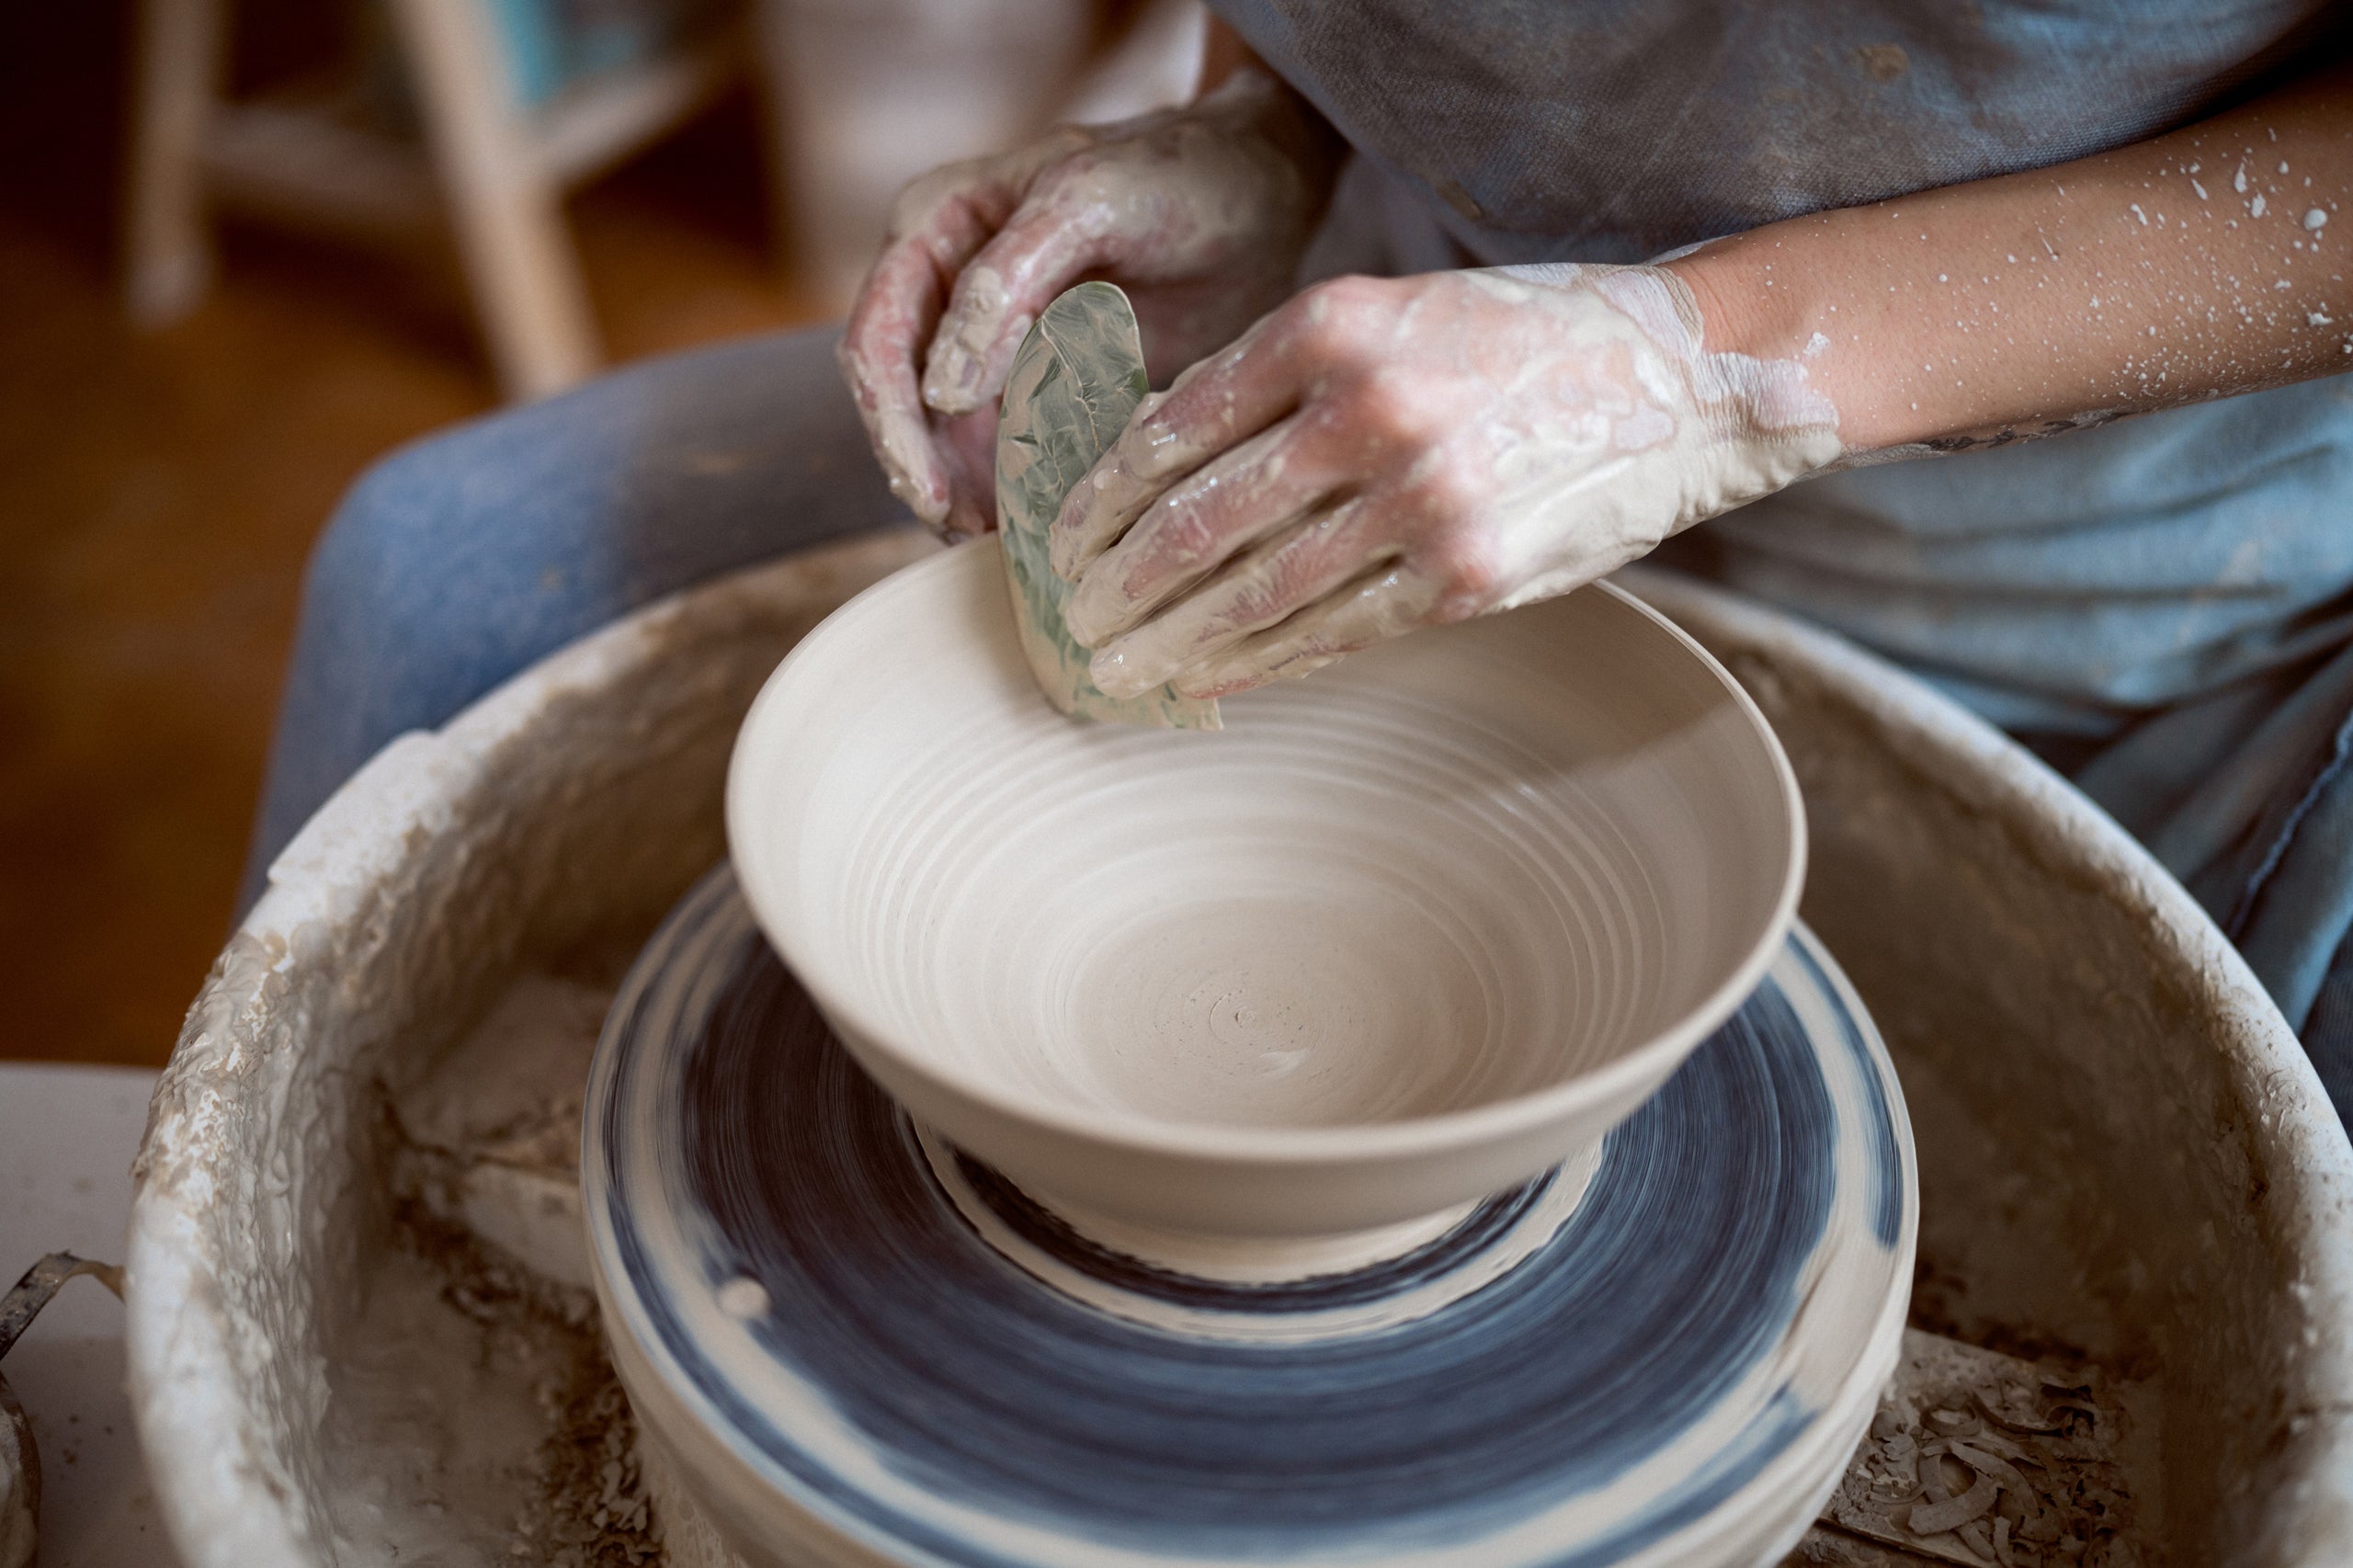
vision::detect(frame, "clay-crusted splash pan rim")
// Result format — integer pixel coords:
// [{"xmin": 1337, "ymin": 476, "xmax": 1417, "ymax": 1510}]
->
[{"xmin": 724, "ymin": 538, "xmax": 1806, "ymax": 1168}]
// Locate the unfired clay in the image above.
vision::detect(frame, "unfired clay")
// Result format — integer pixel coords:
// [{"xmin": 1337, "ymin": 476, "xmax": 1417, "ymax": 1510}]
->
[{"xmin": 725, "ymin": 533, "xmax": 1803, "ymax": 1240}]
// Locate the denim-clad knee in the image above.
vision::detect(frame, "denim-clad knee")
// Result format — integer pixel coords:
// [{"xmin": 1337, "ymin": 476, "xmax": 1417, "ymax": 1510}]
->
[{"xmin": 239, "ymin": 326, "xmax": 907, "ymax": 913}]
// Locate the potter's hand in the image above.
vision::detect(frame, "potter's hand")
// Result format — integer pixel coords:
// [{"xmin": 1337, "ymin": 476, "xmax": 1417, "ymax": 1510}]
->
[
  {"xmin": 836, "ymin": 66, "xmax": 1336, "ymax": 539},
  {"xmin": 1049, "ymin": 265, "xmax": 1847, "ymax": 698}
]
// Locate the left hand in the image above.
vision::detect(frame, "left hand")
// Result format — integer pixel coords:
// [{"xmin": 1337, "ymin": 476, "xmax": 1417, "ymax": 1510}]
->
[
  {"xmin": 1048, "ymin": 265, "xmax": 1846, "ymax": 699},
  {"xmin": 834, "ymin": 67, "xmax": 1336, "ymax": 540}
]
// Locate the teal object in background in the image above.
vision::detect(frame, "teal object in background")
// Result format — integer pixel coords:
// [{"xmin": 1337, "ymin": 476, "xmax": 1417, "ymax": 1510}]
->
[
  {"xmin": 483, "ymin": 0, "xmax": 719, "ymax": 107},
  {"xmin": 359, "ymin": 0, "xmax": 722, "ymax": 123},
  {"xmin": 995, "ymin": 282, "xmax": 1220, "ymax": 730}
]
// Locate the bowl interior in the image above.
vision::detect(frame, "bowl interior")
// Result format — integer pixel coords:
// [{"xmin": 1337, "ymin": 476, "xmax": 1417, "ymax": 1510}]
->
[{"xmin": 729, "ymin": 539, "xmax": 1798, "ymax": 1138}]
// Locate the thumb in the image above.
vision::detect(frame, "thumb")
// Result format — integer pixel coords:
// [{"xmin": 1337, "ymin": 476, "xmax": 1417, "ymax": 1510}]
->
[{"xmin": 937, "ymin": 407, "xmax": 1002, "ymax": 537}]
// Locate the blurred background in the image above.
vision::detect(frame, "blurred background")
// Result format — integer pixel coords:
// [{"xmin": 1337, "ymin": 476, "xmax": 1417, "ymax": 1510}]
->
[{"xmin": 0, "ymin": 0, "xmax": 1203, "ymax": 1069}]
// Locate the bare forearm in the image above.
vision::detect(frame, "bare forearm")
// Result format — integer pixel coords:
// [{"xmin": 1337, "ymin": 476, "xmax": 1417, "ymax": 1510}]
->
[{"xmin": 1672, "ymin": 62, "xmax": 2353, "ymax": 455}]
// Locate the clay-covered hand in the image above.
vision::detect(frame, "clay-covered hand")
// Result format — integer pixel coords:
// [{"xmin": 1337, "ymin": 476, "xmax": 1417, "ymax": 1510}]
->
[
  {"xmin": 836, "ymin": 67, "xmax": 1336, "ymax": 539},
  {"xmin": 1049, "ymin": 264, "xmax": 1847, "ymax": 698}
]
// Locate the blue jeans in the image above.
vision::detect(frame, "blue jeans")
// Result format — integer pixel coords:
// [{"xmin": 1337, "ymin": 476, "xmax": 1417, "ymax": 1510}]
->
[
  {"xmin": 241, "ymin": 326, "xmax": 903, "ymax": 913},
  {"xmin": 245, "ymin": 326, "xmax": 2353, "ymax": 1124}
]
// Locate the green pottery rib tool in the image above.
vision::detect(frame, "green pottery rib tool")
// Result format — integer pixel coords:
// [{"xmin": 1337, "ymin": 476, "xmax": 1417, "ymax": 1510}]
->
[{"xmin": 995, "ymin": 281, "xmax": 1221, "ymax": 730}]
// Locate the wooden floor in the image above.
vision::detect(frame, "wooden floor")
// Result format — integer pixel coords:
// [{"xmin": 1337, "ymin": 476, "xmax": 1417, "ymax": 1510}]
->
[{"xmin": 1, "ymin": 6, "xmax": 821, "ymax": 1064}]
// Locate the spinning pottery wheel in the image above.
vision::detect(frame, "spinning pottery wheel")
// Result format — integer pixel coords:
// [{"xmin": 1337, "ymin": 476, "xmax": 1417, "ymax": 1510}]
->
[
  {"xmin": 588, "ymin": 528, "xmax": 1911, "ymax": 1562},
  {"xmin": 586, "ymin": 868, "xmax": 1915, "ymax": 1566},
  {"xmin": 123, "ymin": 532, "xmax": 2353, "ymax": 1567}
]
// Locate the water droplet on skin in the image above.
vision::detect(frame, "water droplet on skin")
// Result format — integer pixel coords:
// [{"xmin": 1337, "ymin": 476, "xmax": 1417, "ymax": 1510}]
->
[
  {"xmin": 2252, "ymin": 194, "xmax": 2268, "ymax": 219},
  {"xmin": 2306, "ymin": 209, "xmax": 2329, "ymax": 232}
]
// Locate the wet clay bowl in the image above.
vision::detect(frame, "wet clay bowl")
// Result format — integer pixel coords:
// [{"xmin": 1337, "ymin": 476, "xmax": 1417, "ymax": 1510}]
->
[{"xmin": 726, "ymin": 535, "xmax": 1803, "ymax": 1246}]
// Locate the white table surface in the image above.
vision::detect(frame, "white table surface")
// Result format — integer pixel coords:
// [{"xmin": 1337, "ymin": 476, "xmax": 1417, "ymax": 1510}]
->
[{"xmin": 1, "ymin": 1062, "xmax": 184, "ymax": 1568}]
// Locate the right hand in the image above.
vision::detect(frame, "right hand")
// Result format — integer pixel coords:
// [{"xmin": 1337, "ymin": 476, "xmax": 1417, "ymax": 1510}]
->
[{"xmin": 836, "ymin": 67, "xmax": 1338, "ymax": 539}]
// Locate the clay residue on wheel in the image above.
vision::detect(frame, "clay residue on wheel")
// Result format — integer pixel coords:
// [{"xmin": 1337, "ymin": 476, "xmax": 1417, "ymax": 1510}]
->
[
  {"xmin": 321, "ymin": 1178, "xmax": 659, "ymax": 1566},
  {"xmin": 128, "ymin": 535, "xmax": 931, "ymax": 1568}
]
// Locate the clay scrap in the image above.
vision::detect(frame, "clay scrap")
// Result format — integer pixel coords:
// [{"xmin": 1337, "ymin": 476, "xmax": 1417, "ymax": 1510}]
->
[
  {"xmin": 994, "ymin": 280, "xmax": 1220, "ymax": 729},
  {"xmin": 1798, "ymin": 1329, "xmax": 2136, "ymax": 1568}
]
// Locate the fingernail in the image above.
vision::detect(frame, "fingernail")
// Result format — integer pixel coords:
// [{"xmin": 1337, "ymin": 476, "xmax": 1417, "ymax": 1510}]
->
[
  {"xmin": 876, "ymin": 456, "xmax": 937, "ymax": 518},
  {"xmin": 922, "ymin": 344, "xmax": 983, "ymax": 414},
  {"xmin": 895, "ymin": 475, "xmax": 950, "ymax": 537},
  {"xmin": 946, "ymin": 494, "xmax": 992, "ymax": 539},
  {"xmin": 1062, "ymin": 574, "xmax": 1120, "ymax": 647},
  {"xmin": 1118, "ymin": 407, "xmax": 1188, "ymax": 482},
  {"xmin": 923, "ymin": 281, "xmax": 1023, "ymax": 415},
  {"xmin": 1087, "ymin": 642, "xmax": 1167, "ymax": 700},
  {"xmin": 1049, "ymin": 466, "xmax": 1116, "ymax": 578}
]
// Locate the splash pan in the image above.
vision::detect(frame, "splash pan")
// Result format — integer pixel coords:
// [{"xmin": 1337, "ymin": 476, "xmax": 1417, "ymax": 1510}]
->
[{"xmin": 585, "ymin": 868, "xmax": 1915, "ymax": 1568}]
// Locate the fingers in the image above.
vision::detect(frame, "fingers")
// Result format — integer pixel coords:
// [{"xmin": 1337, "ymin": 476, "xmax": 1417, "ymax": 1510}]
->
[
  {"xmin": 1045, "ymin": 316, "xmax": 1299, "ymax": 577},
  {"xmin": 1166, "ymin": 563, "xmax": 1447, "ymax": 699},
  {"xmin": 1062, "ymin": 413, "xmax": 1344, "ymax": 646},
  {"xmin": 1082, "ymin": 497, "xmax": 1394, "ymax": 697},
  {"xmin": 921, "ymin": 200, "xmax": 1108, "ymax": 416},
  {"xmin": 837, "ymin": 176, "xmax": 1011, "ymax": 532},
  {"xmin": 1108, "ymin": 481, "xmax": 1505, "ymax": 699},
  {"xmin": 1051, "ymin": 277, "xmax": 1394, "ymax": 579},
  {"xmin": 837, "ymin": 244, "xmax": 957, "ymax": 529},
  {"xmin": 837, "ymin": 133, "xmax": 1096, "ymax": 532}
]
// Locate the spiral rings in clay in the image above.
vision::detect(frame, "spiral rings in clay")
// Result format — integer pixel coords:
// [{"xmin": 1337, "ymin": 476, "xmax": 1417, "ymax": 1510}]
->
[{"xmin": 727, "ymin": 539, "xmax": 1802, "ymax": 1236}]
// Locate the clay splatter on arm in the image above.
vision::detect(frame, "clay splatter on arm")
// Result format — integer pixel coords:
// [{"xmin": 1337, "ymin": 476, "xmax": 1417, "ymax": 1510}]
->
[{"xmin": 1673, "ymin": 60, "xmax": 2353, "ymax": 458}]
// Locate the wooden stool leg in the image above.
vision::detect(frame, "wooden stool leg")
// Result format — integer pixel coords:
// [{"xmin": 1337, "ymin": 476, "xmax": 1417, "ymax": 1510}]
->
[
  {"xmin": 387, "ymin": 0, "xmax": 600, "ymax": 400},
  {"xmin": 124, "ymin": 0, "xmax": 227, "ymax": 325}
]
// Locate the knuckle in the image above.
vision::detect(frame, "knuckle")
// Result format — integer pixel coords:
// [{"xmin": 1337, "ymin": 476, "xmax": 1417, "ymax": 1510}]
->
[
  {"xmin": 832, "ymin": 330, "xmax": 864, "ymax": 381},
  {"xmin": 1025, "ymin": 168, "xmax": 1090, "ymax": 223},
  {"xmin": 1288, "ymin": 276, "xmax": 1390, "ymax": 361},
  {"xmin": 1309, "ymin": 273, "xmax": 1389, "ymax": 317},
  {"xmin": 1037, "ymin": 147, "xmax": 1109, "ymax": 193},
  {"xmin": 1411, "ymin": 448, "xmax": 1486, "ymax": 517},
  {"xmin": 1418, "ymin": 527, "xmax": 1504, "ymax": 610},
  {"xmin": 885, "ymin": 163, "xmax": 978, "ymax": 233},
  {"xmin": 1143, "ymin": 493, "xmax": 1225, "ymax": 570},
  {"xmin": 1346, "ymin": 368, "xmax": 1432, "ymax": 445}
]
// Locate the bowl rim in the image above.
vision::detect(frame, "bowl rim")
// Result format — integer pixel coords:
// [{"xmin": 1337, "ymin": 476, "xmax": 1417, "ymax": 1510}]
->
[{"xmin": 725, "ymin": 538, "xmax": 1805, "ymax": 1168}]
